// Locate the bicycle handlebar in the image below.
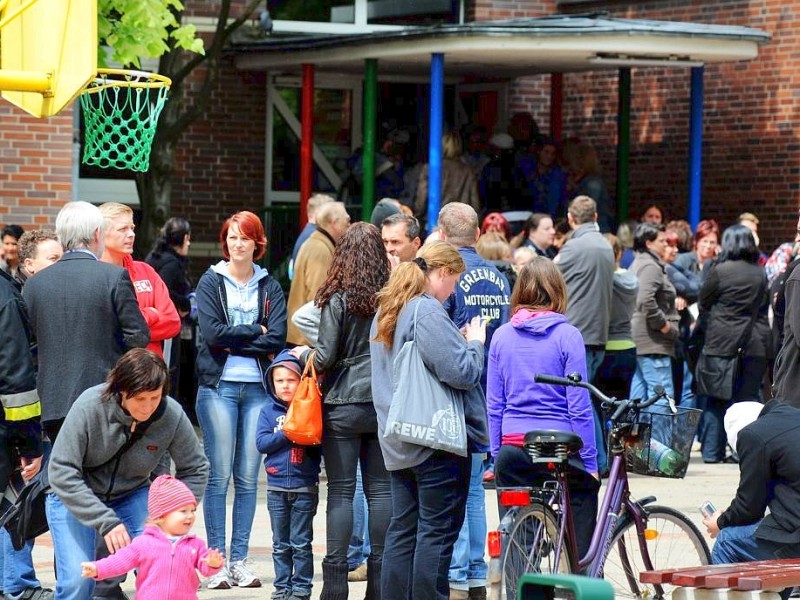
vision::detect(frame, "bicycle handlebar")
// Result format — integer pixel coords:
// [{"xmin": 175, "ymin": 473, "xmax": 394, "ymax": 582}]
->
[{"xmin": 533, "ymin": 372, "xmax": 671, "ymax": 423}]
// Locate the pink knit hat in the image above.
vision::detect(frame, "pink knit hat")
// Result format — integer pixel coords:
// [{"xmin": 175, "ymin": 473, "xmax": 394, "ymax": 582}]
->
[{"xmin": 148, "ymin": 475, "xmax": 197, "ymax": 520}]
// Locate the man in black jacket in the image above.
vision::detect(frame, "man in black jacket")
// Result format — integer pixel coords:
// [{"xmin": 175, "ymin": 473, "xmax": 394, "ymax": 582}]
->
[
  {"xmin": 0, "ymin": 269, "xmax": 48, "ymax": 600},
  {"xmin": 23, "ymin": 201, "xmax": 149, "ymax": 444},
  {"xmin": 703, "ymin": 399, "xmax": 800, "ymax": 567}
]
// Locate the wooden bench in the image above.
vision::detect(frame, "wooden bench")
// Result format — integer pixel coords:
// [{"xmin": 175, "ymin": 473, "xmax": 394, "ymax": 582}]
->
[{"xmin": 641, "ymin": 560, "xmax": 800, "ymax": 600}]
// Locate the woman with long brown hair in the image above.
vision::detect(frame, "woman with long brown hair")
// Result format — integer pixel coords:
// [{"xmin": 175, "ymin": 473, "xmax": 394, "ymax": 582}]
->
[
  {"xmin": 294, "ymin": 222, "xmax": 392, "ymax": 599},
  {"xmin": 487, "ymin": 258, "xmax": 599, "ymax": 558},
  {"xmin": 369, "ymin": 241, "xmax": 487, "ymax": 600}
]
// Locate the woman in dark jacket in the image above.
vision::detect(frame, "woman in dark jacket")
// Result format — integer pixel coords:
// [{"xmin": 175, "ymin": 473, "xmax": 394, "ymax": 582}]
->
[
  {"xmin": 697, "ymin": 225, "xmax": 770, "ymax": 463},
  {"xmin": 194, "ymin": 211, "xmax": 287, "ymax": 588},
  {"xmin": 145, "ymin": 218, "xmax": 195, "ymax": 417},
  {"xmin": 295, "ymin": 222, "xmax": 392, "ymax": 599}
]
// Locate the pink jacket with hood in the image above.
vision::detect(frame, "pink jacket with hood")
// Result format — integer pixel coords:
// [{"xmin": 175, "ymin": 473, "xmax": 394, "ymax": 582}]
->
[{"xmin": 92, "ymin": 524, "xmax": 221, "ymax": 600}]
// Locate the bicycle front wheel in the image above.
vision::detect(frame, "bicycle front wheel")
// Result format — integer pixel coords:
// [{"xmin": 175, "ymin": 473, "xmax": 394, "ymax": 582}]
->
[
  {"xmin": 499, "ymin": 501, "xmax": 573, "ymax": 600},
  {"xmin": 603, "ymin": 504, "xmax": 711, "ymax": 599}
]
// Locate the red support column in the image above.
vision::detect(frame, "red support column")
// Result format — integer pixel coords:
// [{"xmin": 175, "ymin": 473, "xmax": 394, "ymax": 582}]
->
[
  {"xmin": 550, "ymin": 73, "xmax": 563, "ymax": 142},
  {"xmin": 300, "ymin": 63, "xmax": 315, "ymax": 225}
]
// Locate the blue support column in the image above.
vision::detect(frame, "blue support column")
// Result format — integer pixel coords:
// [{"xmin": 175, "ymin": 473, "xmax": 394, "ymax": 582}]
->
[
  {"xmin": 427, "ymin": 52, "xmax": 445, "ymax": 234},
  {"xmin": 688, "ymin": 66, "xmax": 704, "ymax": 230}
]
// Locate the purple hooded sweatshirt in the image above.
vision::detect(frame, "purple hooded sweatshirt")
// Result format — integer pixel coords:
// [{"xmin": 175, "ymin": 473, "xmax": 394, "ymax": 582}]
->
[{"xmin": 487, "ymin": 309, "xmax": 597, "ymax": 473}]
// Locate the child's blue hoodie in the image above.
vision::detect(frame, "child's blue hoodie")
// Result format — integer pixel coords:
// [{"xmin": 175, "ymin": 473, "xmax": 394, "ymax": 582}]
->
[{"xmin": 255, "ymin": 349, "xmax": 321, "ymax": 492}]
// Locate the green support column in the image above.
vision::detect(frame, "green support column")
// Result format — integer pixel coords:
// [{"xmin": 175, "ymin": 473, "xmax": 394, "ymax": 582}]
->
[
  {"xmin": 362, "ymin": 58, "xmax": 378, "ymax": 221},
  {"xmin": 616, "ymin": 67, "xmax": 631, "ymax": 222}
]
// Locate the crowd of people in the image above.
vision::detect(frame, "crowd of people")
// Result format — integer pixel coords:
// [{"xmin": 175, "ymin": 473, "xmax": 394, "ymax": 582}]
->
[{"xmin": 2, "ymin": 153, "xmax": 800, "ymax": 600}]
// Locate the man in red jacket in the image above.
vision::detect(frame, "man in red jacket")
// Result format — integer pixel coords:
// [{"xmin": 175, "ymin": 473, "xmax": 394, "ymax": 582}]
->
[{"xmin": 98, "ymin": 203, "xmax": 181, "ymax": 359}]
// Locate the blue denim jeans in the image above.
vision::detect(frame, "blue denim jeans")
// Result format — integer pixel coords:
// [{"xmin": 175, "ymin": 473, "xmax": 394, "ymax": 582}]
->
[
  {"xmin": 46, "ymin": 486, "xmax": 149, "ymax": 600},
  {"xmin": 347, "ymin": 465, "xmax": 371, "ymax": 570},
  {"xmin": 267, "ymin": 490, "xmax": 318, "ymax": 597},
  {"xmin": 0, "ymin": 532, "xmax": 40, "ymax": 599},
  {"xmin": 448, "ymin": 452, "xmax": 488, "ymax": 591},
  {"xmin": 630, "ymin": 355, "xmax": 675, "ymax": 404},
  {"xmin": 631, "ymin": 356, "xmax": 676, "ymax": 445},
  {"xmin": 712, "ymin": 520, "xmax": 800, "ymax": 588},
  {"xmin": 0, "ymin": 437, "xmax": 49, "ymax": 598},
  {"xmin": 381, "ymin": 451, "xmax": 470, "ymax": 600},
  {"xmin": 196, "ymin": 381, "xmax": 267, "ymax": 561},
  {"xmin": 585, "ymin": 347, "xmax": 608, "ymax": 474}
]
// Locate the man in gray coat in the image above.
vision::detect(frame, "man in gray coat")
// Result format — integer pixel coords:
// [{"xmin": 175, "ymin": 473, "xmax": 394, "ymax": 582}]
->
[
  {"xmin": 23, "ymin": 201, "xmax": 149, "ymax": 443},
  {"xmin": 555, "ymin": 195, "xmax": 615, "ymax": 472}
]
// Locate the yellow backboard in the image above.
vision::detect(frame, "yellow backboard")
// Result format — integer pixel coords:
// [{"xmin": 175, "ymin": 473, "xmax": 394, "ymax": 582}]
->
[{"xmin": 0, "ymin": 0, "xmax": 97, "ymax": 118}]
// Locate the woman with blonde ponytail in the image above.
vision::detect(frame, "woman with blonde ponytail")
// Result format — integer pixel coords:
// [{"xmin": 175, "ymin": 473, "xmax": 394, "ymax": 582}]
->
[{"xmin": 369, "ymin": 240, "xmax": 488, "ymax": 600}]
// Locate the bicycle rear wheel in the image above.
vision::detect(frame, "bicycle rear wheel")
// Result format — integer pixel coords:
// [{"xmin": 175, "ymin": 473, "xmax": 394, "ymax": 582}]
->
[
  {"xmin": 499, "ymin": 501, "xmax": 573, "ymax": 600},
  {"xmin": 603, "ymin": 505, "xmax": 711, "ymax": 599}
]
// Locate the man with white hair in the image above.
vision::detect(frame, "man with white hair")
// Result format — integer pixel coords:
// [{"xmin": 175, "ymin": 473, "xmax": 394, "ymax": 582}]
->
[
  {"xmin": 704, "ymin": 399, "xmax": 800, "ymax": 575},
  {"xmin": 23, "ymin": 201, "xmax": 149, "ymax": 444}
]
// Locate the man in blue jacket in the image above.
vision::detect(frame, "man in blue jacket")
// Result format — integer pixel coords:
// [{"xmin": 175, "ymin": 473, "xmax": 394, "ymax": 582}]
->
[{"xmin": 439, "ymin": 202, "xmax": 510, "ymax": 600}]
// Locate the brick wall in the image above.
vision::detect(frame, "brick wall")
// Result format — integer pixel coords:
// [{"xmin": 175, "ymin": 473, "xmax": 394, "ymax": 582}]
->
[
  {"xmin": 169, "ymin": 63, "xmax": 267, "ymax": 245},
  {"xmin": 0, "ymin": 103, "xmax": 73, "ymax": 230},
  {"xmin": 473, "ymin": 0, "xmax": 799, "ymax": 250},
  {"xmin": 468, "ymin": 0, "xmax": 556, "ymax": 21}
]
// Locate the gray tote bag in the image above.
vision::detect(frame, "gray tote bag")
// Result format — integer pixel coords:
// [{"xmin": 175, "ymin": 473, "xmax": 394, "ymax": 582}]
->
[{"xmin": 383, "ymin": 301, "xmax": 468, "ymax": 457}]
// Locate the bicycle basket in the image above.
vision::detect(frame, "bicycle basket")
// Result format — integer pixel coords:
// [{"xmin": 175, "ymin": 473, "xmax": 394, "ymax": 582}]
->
[{"xmin": 623, "ymin": 406, "xmax": 701, "ymax": 479}]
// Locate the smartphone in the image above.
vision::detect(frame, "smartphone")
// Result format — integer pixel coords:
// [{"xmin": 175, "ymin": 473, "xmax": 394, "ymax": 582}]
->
[{"xmin": 699, "ymin": 501, "xmax": 716, "ymax": 519}]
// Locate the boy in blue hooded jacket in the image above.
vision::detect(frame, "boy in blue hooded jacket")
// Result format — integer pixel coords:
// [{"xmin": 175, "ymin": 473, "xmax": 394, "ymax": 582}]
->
[{"xmin": 255, "ymin": 350, "xmax": 322, "ymax": 600}]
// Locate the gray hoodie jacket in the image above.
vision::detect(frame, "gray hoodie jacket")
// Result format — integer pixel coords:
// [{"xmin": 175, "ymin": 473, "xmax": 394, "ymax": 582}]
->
[
  {"xmin": 369, "ymin": 294, "xmax": 487, "ymax": 471},
  {"xmin": 49, "ymin": 384, "xmax": 208, "ymax": 535}
]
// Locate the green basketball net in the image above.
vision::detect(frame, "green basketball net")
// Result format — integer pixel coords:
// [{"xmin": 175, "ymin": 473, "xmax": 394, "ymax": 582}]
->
[{"xmin": 80, "ymin": 69, "xmax": 171, "ymax": 173}]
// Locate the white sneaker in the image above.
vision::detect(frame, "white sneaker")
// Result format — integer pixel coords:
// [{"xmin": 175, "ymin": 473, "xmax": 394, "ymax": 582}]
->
[
  {"xmin": 230, "ymin": 559, "xmax": 262, "ymax": 588},
  {"xmin": 206, "ymin": 567, "xmax": 232, "ymax": 590}
]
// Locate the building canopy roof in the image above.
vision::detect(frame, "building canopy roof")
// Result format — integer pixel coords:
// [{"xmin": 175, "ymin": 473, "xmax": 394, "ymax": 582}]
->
[{"xmin": 232, "ymin": 14, "xmax": 770, "ymax": 77}]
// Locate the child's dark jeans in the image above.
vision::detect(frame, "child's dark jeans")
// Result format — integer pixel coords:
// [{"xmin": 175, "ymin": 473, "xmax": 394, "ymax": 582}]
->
[{"xmin": 267, "ymin": 490, "xmax": 319, "ymax": 597}]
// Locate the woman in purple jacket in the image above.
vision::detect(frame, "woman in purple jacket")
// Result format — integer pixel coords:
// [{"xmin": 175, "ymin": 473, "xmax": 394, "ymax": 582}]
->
[{"xmin": 487, "ymin": 258, "xmax": 599, "ymax": 556}]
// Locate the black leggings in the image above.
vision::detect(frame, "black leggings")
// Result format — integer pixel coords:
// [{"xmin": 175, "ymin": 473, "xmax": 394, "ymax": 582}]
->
[{"xmin": 321, "ymin": 403, "xmax": 392, "ymax": 565}]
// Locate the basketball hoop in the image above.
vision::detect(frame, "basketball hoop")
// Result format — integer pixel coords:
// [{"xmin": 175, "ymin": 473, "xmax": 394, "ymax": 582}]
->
[{"xmin": 80, "ymin": 68, "xmax": 171, "ymax": 172}]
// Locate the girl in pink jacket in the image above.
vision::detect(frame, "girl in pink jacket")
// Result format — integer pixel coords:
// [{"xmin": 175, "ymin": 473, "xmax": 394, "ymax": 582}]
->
[{"xmin": 81, "ymin": 475, "xmax": 223, "ymax": 600}]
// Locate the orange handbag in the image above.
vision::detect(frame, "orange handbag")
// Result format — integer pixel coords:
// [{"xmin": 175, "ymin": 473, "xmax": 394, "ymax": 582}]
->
[{"xmin": 282, "ymin": 354, "xmax": 323, "ymax": 445}]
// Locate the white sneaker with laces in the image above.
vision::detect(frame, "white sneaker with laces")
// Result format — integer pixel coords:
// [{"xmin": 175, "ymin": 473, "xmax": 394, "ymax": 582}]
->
[
  {"xmin": 206, "ymin": 566, "xmax": 232, "ymax": 590},
  {"xmin": 230, "ymin": 559, "xmax": 262, "ymax": 588}
]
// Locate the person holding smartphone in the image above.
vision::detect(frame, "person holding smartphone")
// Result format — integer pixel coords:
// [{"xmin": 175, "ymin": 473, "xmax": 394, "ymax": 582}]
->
[
  {"xmin": 703, "ymin": 400, "xmax": 800, "ymax": 576},
  {"xmin": 437, "ymin": 203, "xmax": 511, "ymax": 600}
]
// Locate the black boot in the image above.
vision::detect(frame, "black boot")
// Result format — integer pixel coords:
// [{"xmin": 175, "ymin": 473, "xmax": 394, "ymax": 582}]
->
[
  {"xmin": 320, "ymin": 559, "xmax": 350, "ymax": 600},
  {"xmin": 364, "ymin": 556, "xmax": 382, "ymax": 600}
]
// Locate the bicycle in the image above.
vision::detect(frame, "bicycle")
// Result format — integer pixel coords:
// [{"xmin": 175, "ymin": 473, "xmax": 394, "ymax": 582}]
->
[{"xmin": 487, "ymin": 373, "xmax": 711, "ymax": 600}]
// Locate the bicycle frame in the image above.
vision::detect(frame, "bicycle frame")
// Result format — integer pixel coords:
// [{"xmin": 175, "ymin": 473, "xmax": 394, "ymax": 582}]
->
[{"xmin": 510, "ymin": 428, "xmax": 658, "ymax": 578}]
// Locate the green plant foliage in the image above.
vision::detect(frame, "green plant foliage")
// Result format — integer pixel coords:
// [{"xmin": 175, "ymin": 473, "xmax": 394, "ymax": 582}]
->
[{"xmin": 98, "ymin": 0, "xmax": 204, "ymax": 68}]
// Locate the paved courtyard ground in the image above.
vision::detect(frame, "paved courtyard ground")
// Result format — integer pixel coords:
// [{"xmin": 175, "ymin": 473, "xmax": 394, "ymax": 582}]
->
[{"xmin": 29, "ymin": 449, "xmax": 739, "ymax": 599}]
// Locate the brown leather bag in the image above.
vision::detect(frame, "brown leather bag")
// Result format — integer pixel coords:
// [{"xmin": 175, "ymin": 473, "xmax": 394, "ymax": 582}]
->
[{"xmin": 282, "ymin": 355, "xmax": 323, "ymax": 445}]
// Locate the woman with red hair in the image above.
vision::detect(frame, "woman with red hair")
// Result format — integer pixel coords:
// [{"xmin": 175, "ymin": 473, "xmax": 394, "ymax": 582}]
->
[
  {"xmin": 481, "ymin": 212, "xmax": 512, "ymax": 241},
  {"xmin": 675, "ymin": 219, "xmax": 720, "ymax": 278},
  {"xmin": 195, "ymin": 211, "xmax": 287, "ymax": 589}
]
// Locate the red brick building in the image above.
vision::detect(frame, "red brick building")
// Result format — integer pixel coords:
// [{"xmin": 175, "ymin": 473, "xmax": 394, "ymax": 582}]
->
[{"xmin": 0, "ymin": 0, "xmax": 796, "ymax": 255}]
